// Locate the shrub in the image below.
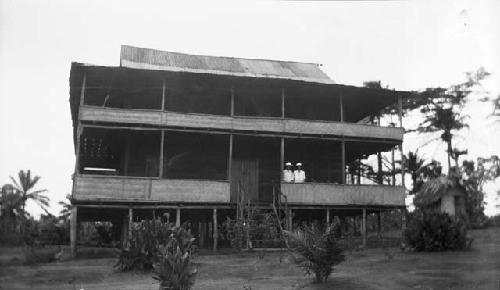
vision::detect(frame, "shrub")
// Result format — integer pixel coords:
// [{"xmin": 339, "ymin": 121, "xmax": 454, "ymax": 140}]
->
[
  {"xmin": 115, "ymin": 220, "xmax": 196, "ymax": 274},
  {"xmin": 223, "ymin": 217, "xmax": 246, "ymax": 252},
  {"xmin": 79, "ymin": 222, "xmax": 117, "ymax": 247},
  {"xmin": 23, "ymin": 246, "xmax": 59, "ymax": 265},
  {"xmin": 153, "ymin": 227, "xmax": 197, "ymax": 290},
  {"xmin": 222, "ymin": 210, "xmax": 284, "ymax": 251},
  {"xmin": 286, "ymin": 224, "xmax": 345, "ymax": 283},
  {"xmin": 115, "ymin": 219, "xmax": 173, "ymax": 271},
  {"xmin": 404, "ymin": 211, "xmax": 471, "ymax": 252}
]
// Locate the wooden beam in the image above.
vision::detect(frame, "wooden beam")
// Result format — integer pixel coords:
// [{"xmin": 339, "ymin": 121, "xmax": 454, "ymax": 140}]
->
[
  {"xmin": 391, "ymin": 148, "xmax": 396, "ymax": 186},
  {"xmin": 123, "ymin": 136, "xmax": 131, "ymax": 176},
  {"xmin": 74, "ymin": 71, "xmax": 86, "ymax": 177},
  {"xmin": 362, "ymin": 208, "xmax": 367, "ymax": 248},
  {"xmin": 377, "ymin": 211, "xmax": 382, "ymax": 237},
  {"xmin": 326, "ymin": 209, "xmax": 330, "ymax": 224},
  {"xmin": 228, "ymin": 134, "xmax": 233, "ymax": 181},
  {"xmin": 339, "ymin": 95, "xmax": 344, "ymax": 122},
  {"xmin": 287, "ymin": 209, "xmax": 293, "ymax": 231},
  {"xmin": 176, "ymin": 207, "xmax": 181, "ymax": 227},
  {"xmin": 159, "ymin": 130, "xmax": 165, "ymax": 178},
  {"xmin": 128, "ymin": 208, "xmax": 133, "ymax": 239},
  {"xmin": 281, "ymin": 87, "xmax": 285, "ymax": 119},
  {"xmin": 75, "ymin": 204, "xmax": 234, "ymax": 210},
  {"xmin": 280, "ymin": 137, "xmax": 285, "ymax": 181},
  {"xmin": 73, "ymin": 125, "xmax": 83, "ymax": 176},
  {"xmin": 230, "ymin": 86, "xmax": 235, "ymax": 116},
  {"xmin": 401, "ymin": 208, "xmax": 406, "ymax": 241},
  {"xmin": 213, "ymin": 208, "xmax": 218, "ymax": 251},
  {"xmin": 398, "ymin": 95, "xmax": 403, "ymax": 128},
  {"xmin": 400, "ymin": 143, "xmax": 405, "ymax": 189},
  {"xmin": 70, "ymin": 206, "xmax": 78, "ymax": 258},
  {"xmin": 79, "ymin": 71, "xmax": 87, "ymax": 107},
  {"xmin": 161, "ymin": 79, "xmax": 166, "ymax": 111},
  {"xmin": 357, "ymin": 159, "xmax": 361, "ymax": 185},
  {"xmin": 341, "ymin": 139, "xmax": 346, "ymax": 184}
]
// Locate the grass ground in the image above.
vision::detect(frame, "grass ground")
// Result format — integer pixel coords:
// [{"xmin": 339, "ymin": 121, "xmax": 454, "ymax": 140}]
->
[{"xmin": 0, "ymin": 228, "xmax": 499, "ymax": 290}]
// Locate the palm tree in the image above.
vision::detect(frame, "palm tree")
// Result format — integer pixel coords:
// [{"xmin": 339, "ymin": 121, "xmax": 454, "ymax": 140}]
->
[
  {"xmin": 9, "ymin": 169, "xmax": 50, "ymax": 216},
  {"xmin": 414, "ymin": 68, "xmax": 489, "ymax": 174},
  {"xmin": 58, "ymin": 194, "xmax": 72, "ymax": 221},
  {"xmin": 403, "ymin": 151, "xmax": 442, "ymax": 195},
  {"xmin": 416, "ymin": 103, "xmax": 468, "ymax": 171}
]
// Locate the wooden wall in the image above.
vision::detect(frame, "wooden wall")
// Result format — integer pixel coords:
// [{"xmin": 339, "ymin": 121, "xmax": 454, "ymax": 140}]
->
[
  {"xmin": 73, "ymin": 175, "xmax": 230, "ymax": 203},
  {"xmin": 80, "ymin": 106, "xmax": 404, "ymax": 140},
  {"xmin": 281, "ymin": 183, "xmax": 405, "ymax": 206}
]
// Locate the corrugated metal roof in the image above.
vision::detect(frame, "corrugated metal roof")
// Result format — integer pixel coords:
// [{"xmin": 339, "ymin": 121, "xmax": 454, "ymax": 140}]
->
[{"xmin": 120, "ymin": 45, "xmax": 334, "ymax": 84}]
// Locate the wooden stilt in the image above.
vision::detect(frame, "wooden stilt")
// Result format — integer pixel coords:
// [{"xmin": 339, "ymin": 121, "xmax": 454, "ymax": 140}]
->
[
  {"xmin": 288, "ymin": 209, "xmax": 293, "ymax": 231},
  {"xmin": 128, "ymin": 208, "xmax": 133, "ymax": 240},
  {"xmin": 70, "ymin": 206, "xmax": 78, "ymax": 258},
  {"xmin": 121, "ymin": 213, "xmax": 129, "ymax": 248},
  {"xmin": 362, "ymin": 208, "xmax": 367, "ymax": 248},
  {"xmin": 326, "ymin": 209, "xmax": 330, "ymax": 225},
  {"xmin": 391, "ymin": 148, "xmax": 396, "ymax": 186},
  {"xmin": 176, "ymin": 208, "xmax": 181, "ymax": 227},
  {"xmin": 213, "ymin": 208, "xmax": 218, "ymax": 251},
  {"xmin": 377, "ymin": 211, "xmax": 382, "ymax": 237},
  {"xmin": 401, "ymin": 209, "xmax": 406, "ymax": 236},
  {"xmin": 341, "ymin": 139, "xmax": 346, "ymax": 184}
]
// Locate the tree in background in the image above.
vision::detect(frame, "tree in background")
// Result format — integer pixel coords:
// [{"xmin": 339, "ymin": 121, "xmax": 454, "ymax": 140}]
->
[
  {"xmin": 58, "ymin": 194, "xmax": 72, "ymax": 221},
  {"xmin": 362, "ymin": 80, "xmax": 399, "ymax": 185},
  {"xmin": 456, "ymin": 157, "xmax": 499, "ymax": 227},
  {"xmin": 492, "ymin": 95, "xmax": 500, "ymax": 120},
  {"xmin": 404, "ymin": 151, "xmax": 442, "ymax": 195},
  {"xmin": 412, "ymin": 68, "xmax": 490, "ymax": 173},
  {"xmin": 460, "ymin": 160, "xmax": 486, "ymax": 226},
  {"xmin": 9, "ymin": 170, "xmax": 50, "ymax": 216},
  {"xmin": 480, "ymin": 94, "xmax": 500, "ymax": 121}
]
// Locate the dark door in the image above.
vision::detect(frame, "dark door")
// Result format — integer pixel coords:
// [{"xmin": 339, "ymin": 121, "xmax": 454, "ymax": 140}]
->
[{"xmin": 230, "ymin": 159, "xmax": 259, "ymax": 203}]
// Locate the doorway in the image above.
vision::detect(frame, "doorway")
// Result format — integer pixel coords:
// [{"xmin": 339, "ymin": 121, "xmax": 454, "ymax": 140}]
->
[{"xmin": 231, "ymin": 135, "xmax": 280, "ymax": 204}]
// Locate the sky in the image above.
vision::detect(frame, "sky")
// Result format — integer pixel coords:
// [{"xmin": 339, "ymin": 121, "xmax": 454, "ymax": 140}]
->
[{"xmin": 1, "ymin": 0, "xmax": 499, "ymax": 217}]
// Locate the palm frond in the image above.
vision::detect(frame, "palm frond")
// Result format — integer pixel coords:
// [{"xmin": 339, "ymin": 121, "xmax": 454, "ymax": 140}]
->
[{"xmin": 9, "ymin": 176, "xmax": 22, "ymax": 192}]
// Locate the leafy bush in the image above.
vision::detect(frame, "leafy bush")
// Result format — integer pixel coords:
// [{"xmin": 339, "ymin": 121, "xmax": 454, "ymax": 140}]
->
[
  {"xmin": 79, "ymin": 222, "xmax": 118, "ymax": 247},
  {"xmin": 286, "ymin": 224, "xmax": 345, "ymax": 283},
  {"xmin": 223, "ymin": 217, "xmax": 246, "ymax": 252},
  {"xmin": 23, "ymin": 246, "xmax": 60, "ymax": 265},
  {"xmin": 252, "ymin": 212, "xmax": 282, "ymax": 248},
  {"xmin": 404, "ymin": 211, "xmax": 472, "ymax": 251},
  {"xmin": 115, "ymin": 219, "xmax": 174, "ymax": 271},
  {"xmin": 153, "ymin": 227, "xmax": 197, "ymax": 290},
  {"xmin": 222, "ymin": 210, "xmax": 283, "ymax": 251}
]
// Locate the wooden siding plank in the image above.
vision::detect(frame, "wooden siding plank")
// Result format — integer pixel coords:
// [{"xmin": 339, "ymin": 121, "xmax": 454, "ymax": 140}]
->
[
  {"xmin": 166, "ymin": 111, "xmax": 233, "ymax": 130},
  {"xmin": 79, "ymin": 106, "xmax": 404, "ymax": 141},
  {"xmin": 73, "ymin": 176, "xmax": 230, "ymax": 203},
  {"xmin": 281, "ymin": 183, "xmax": 405, "ymax": 206},
  {"xmin": 80, "ymin": 106, "xmax": 162, "ymax": 125}
]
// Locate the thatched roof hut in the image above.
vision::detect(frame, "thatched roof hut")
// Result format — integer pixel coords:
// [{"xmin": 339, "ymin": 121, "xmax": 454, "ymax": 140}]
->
[{"xmin": 414, "ymin": 176, "xmax": 465, "ymax": 216}]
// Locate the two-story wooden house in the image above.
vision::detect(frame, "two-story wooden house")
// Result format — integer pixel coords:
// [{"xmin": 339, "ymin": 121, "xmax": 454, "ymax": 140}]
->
[{"xmin": 69, "ymin": 45, "xmax": 408, "ymax": 255}]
